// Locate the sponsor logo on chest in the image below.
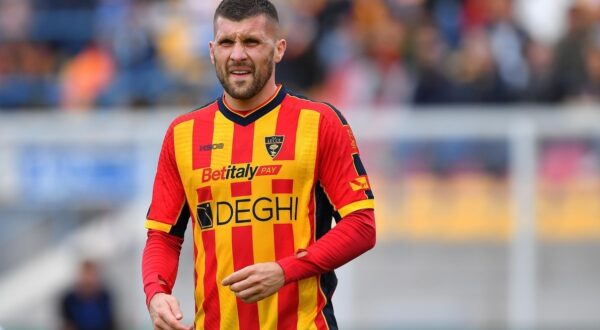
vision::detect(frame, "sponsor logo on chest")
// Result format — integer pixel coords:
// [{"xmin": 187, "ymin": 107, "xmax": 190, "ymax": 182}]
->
[{"xmin": 201, "ymin": 163, "xmax": 282, "ymax": 183}]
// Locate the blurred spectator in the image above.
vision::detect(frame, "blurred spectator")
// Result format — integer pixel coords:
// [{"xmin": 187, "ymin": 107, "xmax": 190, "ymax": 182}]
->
[
  {"xmin": 60, "ymin": 44, "xmax": 115, "ymax": 110},
  {"xmin": 2, "ymin": 0, "xmax": 600, "ymax": 109},
  {"xmin": 522, "ymin": 40, "xmax": 556, "ymax": 103},
  {"xmin": 412, "ymin": 23, "xmax": 453, "ymax": 104},
  {"xmin": 573, "ymin": 25, "xmax": 600, "ymax": 102},
  {"xmin": 0, "ymin": 41, "xmax": 58, "ymax": 108},
  {"xmin": 276, "ymin": 0, "xmax": 325, "ymax": 94},
  {"xmin": 60, "ymin": 259, "xmax": 116, "ymax": 330},
  {"xmin": 95, "ymin": 0, "xmax": 171, "ymax": 107},
  {"xmin": 484, "ymin": 0, "xmax": 530, "ymax": 100},
  {"xmin": 551, "ymin": 0, "xmax": 595, "ymax": 102},
  {"xmin": 317, "ymin": 0, "xmax": 412, "ymax": 107},
  {"xmin": 447, "ymin": 27, "xmax": 508, "ymax": 103},
  {"xmin": 0, "ymin": 0, "xmax": 33, "ymax": 41}
]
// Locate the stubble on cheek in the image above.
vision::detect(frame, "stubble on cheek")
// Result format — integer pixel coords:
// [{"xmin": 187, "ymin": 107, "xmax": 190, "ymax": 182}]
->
[{"xmin": 214, "ymin": 47, "xmax": 275, "ymax": 100}]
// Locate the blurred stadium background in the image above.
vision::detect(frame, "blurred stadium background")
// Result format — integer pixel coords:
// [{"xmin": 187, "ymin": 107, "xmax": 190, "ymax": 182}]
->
[{"xmin": 1, "ymin": 0, "xmax": 600, "ymax": 329}]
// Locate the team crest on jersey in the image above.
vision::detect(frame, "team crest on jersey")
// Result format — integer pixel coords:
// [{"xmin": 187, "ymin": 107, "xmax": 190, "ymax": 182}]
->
[{"xmin": 265, "ymin": 135, "xmax": 284, "ymax": 159}]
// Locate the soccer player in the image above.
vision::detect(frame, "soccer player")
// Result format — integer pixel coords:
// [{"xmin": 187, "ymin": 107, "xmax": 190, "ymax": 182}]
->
[{"xmin": 141, "ymin": 1, "xmax": 376, "ymax": 329}]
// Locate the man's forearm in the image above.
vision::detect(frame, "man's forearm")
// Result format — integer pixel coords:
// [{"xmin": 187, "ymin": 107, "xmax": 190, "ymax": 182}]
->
[
  {"xmin": 276, "ymin": 209, "xmax": 376, "ymax": 283},
  {"xmin": 142, "ymin": 229, "xmax": 183, "ymax": 306}
]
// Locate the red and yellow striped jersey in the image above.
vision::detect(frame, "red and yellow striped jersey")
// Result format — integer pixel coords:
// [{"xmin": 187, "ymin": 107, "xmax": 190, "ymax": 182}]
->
[{"xmin": 145, "ymin": 86, "xmax": 374, "ymax": 330}]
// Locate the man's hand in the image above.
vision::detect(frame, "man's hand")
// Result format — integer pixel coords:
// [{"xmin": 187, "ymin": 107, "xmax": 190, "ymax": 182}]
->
[
  {"xmin": 222, "ymin": 262, "xmax": 285, "ymax": 303},
  {"xmin": 148, "ymin": 293, "xmax": 193, "ymax": 330}
]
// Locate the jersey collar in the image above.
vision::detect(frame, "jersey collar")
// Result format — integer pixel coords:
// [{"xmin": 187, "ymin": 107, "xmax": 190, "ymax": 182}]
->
[{"xmin": 217, "ymin": 85, "xmax": 287, "ymax": 126}]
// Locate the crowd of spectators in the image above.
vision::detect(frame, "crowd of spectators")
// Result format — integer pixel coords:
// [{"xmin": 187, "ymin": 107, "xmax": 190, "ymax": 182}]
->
[{"xmin": 2, "ymin": 0, "xmax": 600, "ymax": 110}]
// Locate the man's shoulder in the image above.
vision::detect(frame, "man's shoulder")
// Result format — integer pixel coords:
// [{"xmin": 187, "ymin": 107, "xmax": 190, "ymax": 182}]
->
[
  {"xmin": 169, "ymin": 99, "xmax": 220, "ymax": 128},
  {"xmin": 284, "ymin": 91, "xmax": 347, "ymax": 124}
]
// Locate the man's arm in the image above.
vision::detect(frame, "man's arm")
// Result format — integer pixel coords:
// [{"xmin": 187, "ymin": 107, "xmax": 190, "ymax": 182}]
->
[
  {"xmin": 142, "ymin": 230, "xmax": 190, "ymax": 330},
  {"xmin": 274, "ymin": 105, "xmax": 376, "ymax": 282},
  {"xmin": 277, "ymin": 208, "xmax": 375, "ymax": 282},
  {"xmin": 143, "ymin": 121, "xmax": 192, "ymax": 330},
  {"xmin": 222, "ymin": 209, "xmax": 375, "ymax": 302},
  {"xmin": 142, "ymin": 230, "xmax": 182, "ymax": 305}
]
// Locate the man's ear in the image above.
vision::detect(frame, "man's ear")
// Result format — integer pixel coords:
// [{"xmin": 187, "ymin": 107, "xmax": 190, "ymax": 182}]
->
[
  {"xmin": 274, "ymin": 39, "xmax": 287, "ymax": 63},
  {"xmin": 209, "ymin": 41, "xmax": 215, "ymax": 64}
]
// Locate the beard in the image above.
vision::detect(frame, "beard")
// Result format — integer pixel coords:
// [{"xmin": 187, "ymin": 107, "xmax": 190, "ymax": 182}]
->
[{"xmin": 215, "ymin": 51, "xmax": 274, "ymax": 100}]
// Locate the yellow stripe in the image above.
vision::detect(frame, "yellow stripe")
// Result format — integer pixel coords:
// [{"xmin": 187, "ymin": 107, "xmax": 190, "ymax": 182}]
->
[
  {"xmin": 144, "ymin": 219, "xmax": 172, "ymax": 233},
  {"xmin": 210, "ymin": 111, "xmax": 239, "ymax": 330},
  {"xmin": 338, "ymin": 199, "xmax": 375, "ymax": 218},
  {"xmin": 297, "ymin": 277, "xmax": 319, "ymax": 330},
  {"xmin": 251, "ymin": 106, "xmax": 280, "ymax": 328},
  {"xmin": 173, "ymin": 120, "xmax": 194, "ymax": 177},
  {"xmin": 193, "ymin": 223, "xmax": 207, "ymax": 328},
  {"xmin": 173, "ymin": 119, "xmax": 207, "ymax": 327},
  {"xmin": 294, "ymin": 109, "xmax": 320, "ymax": 329},
  {"xmin": 350, "ymin": 176, "xmax": 370, "ymax": 191},
  {"xmin": 292, "ymin": 109, "xmax": 320, "ymax": 249}
]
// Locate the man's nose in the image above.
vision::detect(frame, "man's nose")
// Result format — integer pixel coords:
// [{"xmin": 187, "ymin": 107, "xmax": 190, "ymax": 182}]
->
[{"xmin": 230, "ymin": 41, "xmax": 248, "ymax": 62}]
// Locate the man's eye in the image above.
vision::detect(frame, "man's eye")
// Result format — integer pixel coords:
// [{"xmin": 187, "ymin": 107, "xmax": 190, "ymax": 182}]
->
[
  {"xmin": 219, "ymin": 40, "xmax": 233, "ymax": 46},
  {"xmin": 245, "ymin": 40, "xmax": 259, "ymax": 46}
]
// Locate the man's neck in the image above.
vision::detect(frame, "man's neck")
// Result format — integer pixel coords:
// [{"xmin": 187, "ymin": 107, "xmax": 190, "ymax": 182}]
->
[{"xmin": 224, "ymin": 82, "xmax": 279, "ymax": 112}]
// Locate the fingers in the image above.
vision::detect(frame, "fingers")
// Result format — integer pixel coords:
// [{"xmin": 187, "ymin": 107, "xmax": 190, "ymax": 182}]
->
[
  {"xmin": 149, "ymin": 294, "xmax": 189, "ymax": 330},
  {"xmin": 161, "ymin": 310, "xmax": 189, "ymax": 330},
  {"xmin": 222, "ymin": 262, "xmax": 285, "ymax": 304},
  {"xmin": 229, "ymin": 276, "xmax": 255, "ymax": 293},
  {"xmin": 152, "ymin": 317, "xmax": 177, "ymax": 330},
  {"xmin": 222, "ymin": 266, "xmax": 260, "ymax": 303},
  {"xmin": 154, "ymin": 319, "xmax": 191, "ymax": 330},
  {"xmin": 154, "ymin": 311, "xmax": 189, "ymax": 330},
  {"xmin": 228, "ymin": 276, "xmax": 259, "ymax": 297},
  {"xmin": 167, "ymin": 298, "xmax": 183, "ymax": 320},
  {"xmin": 155, "ymin": 314, "xmax": 189, "ymax": 330},
  {"xmin": 222, "ymin": 265, "xmax": 252, "ymax": 286},
  {"xmin": 234, "ymin": 286, "xmax": 263, "ymax": 303}
]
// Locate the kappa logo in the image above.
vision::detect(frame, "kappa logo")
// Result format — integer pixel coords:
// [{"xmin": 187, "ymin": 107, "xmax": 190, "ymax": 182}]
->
[
  {"xmin": 199, "ymin": 143, "xmax": 224, "ymax": 151},
  {"xmin": 265, "ymin": 135, "xmax": 284, "ymax": 159}
]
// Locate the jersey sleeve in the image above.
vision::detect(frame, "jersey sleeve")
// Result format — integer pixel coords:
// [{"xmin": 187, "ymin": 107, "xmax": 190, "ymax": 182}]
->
[
  {"xmin": 277, "ymin": 208, "xmax": 375, "ymax": 283},
  {"xmin": 145, "ymin": 123, "xmax": 190, "ymax": 237},
  {"xmin": 317, "ymin": 107, "xmax": 374, "ymax": 217}
]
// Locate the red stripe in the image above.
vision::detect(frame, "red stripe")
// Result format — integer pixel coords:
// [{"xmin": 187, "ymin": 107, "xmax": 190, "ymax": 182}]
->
[
  {"xmin": 197, "ymin": 186, "xmax": 213, "ymax": 202},
  {"xmin": 274, "ymin": 224, "xmax": 298, "ymax": 330},
  {"xmin": 231, "ymin": 181, "xmax": 252, "ymax": 197},
  {"xmin": 272, "ymin": 179, "xmax": 294, "ymax": 194},
  {"xmin": 274, "ymin": 101, "xmax": 299, "ymax": 160},
  {"xmin": 193, "ymin": 220, "xmax": 199, "ymax": 315},
  {"xmin": 232, "ymin": 123, "xmax": 254, "ymax": 164},
  {"xmin": 315, "ymin": 284, "xmax": 328, "ymax": 330},
  {"xmin": 193, "ymin": 107, "xmax": 218, "ymax": 170},
  {"xmin": 201, "ymin": 230, "xmax": 220, "ymax": 329},
  {"xmin": 307, "ymin": 187, "xmax": 316, "ymax": 244},
  {"xmin": 231, "ymin": 226, "xmax": 260, "ymax": 330}
]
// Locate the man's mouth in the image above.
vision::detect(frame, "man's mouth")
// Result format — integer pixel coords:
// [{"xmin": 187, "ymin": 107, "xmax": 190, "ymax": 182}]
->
[{"xmin": 229, "ymin": 68, "xmax": 252, "ymax": 77}]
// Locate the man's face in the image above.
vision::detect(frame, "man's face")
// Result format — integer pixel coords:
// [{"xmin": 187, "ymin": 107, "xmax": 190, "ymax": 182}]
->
[{"xmin": 210, "ymin": 15, "xmax": 285, "ymax": 100}]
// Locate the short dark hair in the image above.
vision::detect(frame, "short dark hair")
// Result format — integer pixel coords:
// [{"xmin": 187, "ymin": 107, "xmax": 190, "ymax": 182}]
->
[{"xmin": 214, "ymin": 0, "xmax": 279, "ymax": 23}]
